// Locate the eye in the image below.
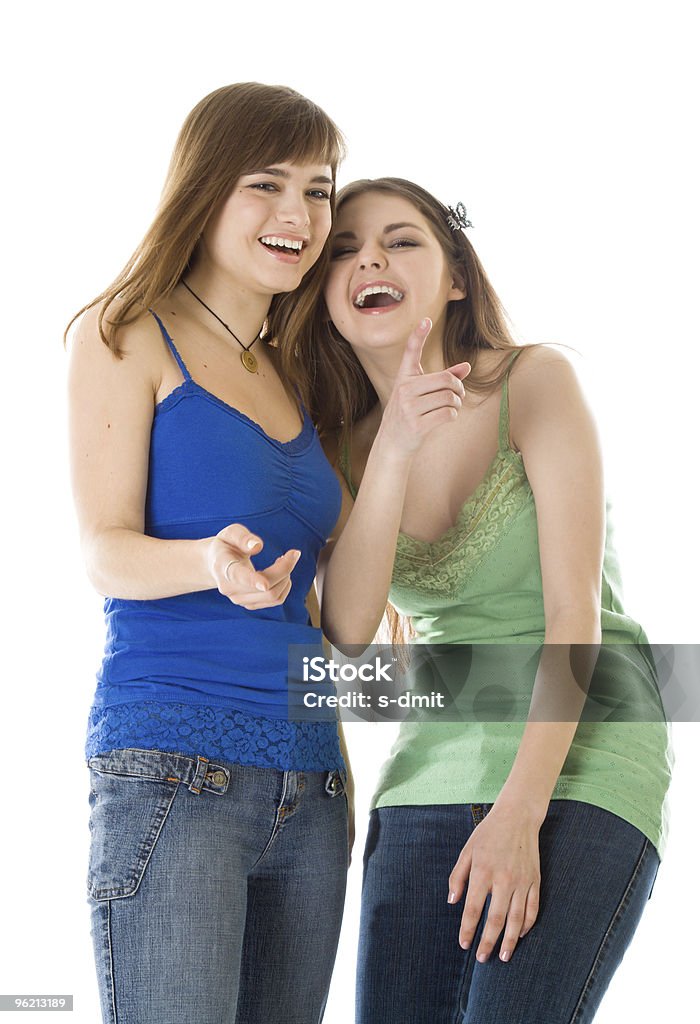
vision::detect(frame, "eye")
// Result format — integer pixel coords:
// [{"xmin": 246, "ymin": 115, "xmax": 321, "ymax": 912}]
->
[
  {"xmin": 248, "ymin": 182, "xmax": 279, "ymax": 192},
  {"xmin": 308, "ymin": 188, "xmax": 331, "ymax": 201},
  {"xmin": 389, "ymin": 238, "xmax": 418, "ymax": 249},
  {"xmin": 330, "ymin": 246, "xmax": 356, "ymax": 260}
]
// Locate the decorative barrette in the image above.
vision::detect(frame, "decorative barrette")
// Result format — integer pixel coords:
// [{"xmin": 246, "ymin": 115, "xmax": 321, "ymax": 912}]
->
[{"xmin": 446, "ymin": 201, "xmax": 473, "ymax": 232}]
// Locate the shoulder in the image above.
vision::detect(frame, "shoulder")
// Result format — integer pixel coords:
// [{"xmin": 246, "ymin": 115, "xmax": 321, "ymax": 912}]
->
[
  {"xmin": 508, "ymin": 345, "xmax": 598, "ymax": 451},
  {"xmin": 68, "ymin": 302, "xmax": 167, "ymax": 392},
  {"xmin": 510, "ymin": 343, "xmax": 580, "ymax": 384},
  {"xmin": 509, "ymin": 345, "xmax": 586, "ymax": 410}
]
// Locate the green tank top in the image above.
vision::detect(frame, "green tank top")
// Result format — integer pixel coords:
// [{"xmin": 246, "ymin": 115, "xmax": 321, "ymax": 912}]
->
[{"xmin": 339, "ymin": 352, "xmax": 672, "ymax": 856}]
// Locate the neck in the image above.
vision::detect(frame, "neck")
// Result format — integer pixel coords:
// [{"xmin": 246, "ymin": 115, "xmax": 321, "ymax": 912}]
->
[
  {"xmin": 355, "ymin": 330, "xmax": 448, "ymax": 410},
  {"xmin": 183, "ymin": 259, "xmax": 270, "ymax": 345}
]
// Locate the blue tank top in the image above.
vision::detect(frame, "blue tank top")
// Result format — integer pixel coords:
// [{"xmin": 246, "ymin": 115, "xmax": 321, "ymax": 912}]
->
[{"xmin": 85, "ymin": 311, "xmax": 343, "ymax": 772}]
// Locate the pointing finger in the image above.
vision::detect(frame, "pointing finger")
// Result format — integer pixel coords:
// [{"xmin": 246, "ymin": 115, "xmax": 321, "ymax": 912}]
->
[
  {"xmin": 397, "ymin": 318, "xmax": 432, "ymax": 379},
  {"xmin": 260, "ymin": 550, "xmax": 302, "ymax": 589}
]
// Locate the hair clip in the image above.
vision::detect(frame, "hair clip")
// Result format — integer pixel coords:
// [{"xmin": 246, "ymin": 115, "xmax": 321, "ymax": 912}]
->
[{"xmin": 446, "ymin": 202, "xmax": 473, "ymax": 232}]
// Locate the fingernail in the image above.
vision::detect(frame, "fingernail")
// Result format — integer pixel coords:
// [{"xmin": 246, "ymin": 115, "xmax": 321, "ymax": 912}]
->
[
  {"xmin": 255, "ymin": 582, "xmax": 267, "ymax": 592},
  {"xmin": 247, "ymin": 537, "xmax": 261, "ymax": 549},
  {"xmin": 477, "ymin": 952, "xmax": 488, "ymax": 963},
  {"xmin": 459, "ymin": 938, "xmax": 470, "ymax": 950},
  {"xmin": 447, "ymin": 891, "xmax": 456, "ymax": 904},
  {"xmin": 420, "ymin": 317, "xmax": 431, "ymax": 330},
  {"xmin": 291, "ymin": 549, "xmax": 301, "ymax": 560},
  {"xmin": 500, "ymin": 950, "xmax": 511, "ymax": 963}
]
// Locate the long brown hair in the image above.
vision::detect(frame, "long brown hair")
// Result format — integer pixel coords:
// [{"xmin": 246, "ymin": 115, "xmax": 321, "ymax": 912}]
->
[
  {"xmin": 304, "ymin": 176, "xmax": 525, "ymax": 440},
  {"xmin": 66, "ymin": 82, "xmax": 345, "ymax": 401}
]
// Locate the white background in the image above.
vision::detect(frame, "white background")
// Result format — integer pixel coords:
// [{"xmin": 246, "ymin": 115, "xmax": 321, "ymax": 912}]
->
[{"xmin": 0, "ymin": 1, "xmax": 698, "ymax": 1021}]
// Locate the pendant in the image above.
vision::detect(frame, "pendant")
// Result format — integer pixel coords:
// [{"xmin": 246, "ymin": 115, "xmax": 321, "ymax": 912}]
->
[{"xmin": 241, "ymin": 350, "xmax": 258, "ymax": 373}]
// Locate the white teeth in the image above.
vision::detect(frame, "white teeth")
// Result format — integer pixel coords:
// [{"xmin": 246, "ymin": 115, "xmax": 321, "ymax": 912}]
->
[
  {"xmin": 260, "ymin": 235, "xmax": 303, "ymax": 251},
  {"xmin": 353, "ymin": 284, "xmax": 404, "ymax": 307}
]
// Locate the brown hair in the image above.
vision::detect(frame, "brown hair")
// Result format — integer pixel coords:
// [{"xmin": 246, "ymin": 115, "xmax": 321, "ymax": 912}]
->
[
  {"xmin": 306, "ymin": 177, "xmax": 533, "ymax": 647},
  {"xmin": 65, "ymin": 82, "xmax": 345, "ymax": 401},
  {"xmin": 304, "ymin": 176, "xmax": 527, "ymax": 441}
]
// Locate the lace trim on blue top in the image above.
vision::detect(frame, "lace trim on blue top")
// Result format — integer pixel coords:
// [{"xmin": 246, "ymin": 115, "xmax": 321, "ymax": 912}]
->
[{"xmin": 86, "ymin": 700, "xmax": 344, "ymax": 773}]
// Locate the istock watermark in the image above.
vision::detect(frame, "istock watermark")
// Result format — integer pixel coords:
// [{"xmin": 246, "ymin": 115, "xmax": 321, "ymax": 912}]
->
[
  {"xmin": 302, "ymin": 655, "xmax": 395, "ymax": 684},
  {"xmin": 287, "ymin": 643, "xmax": 700, "ymax": 724}
]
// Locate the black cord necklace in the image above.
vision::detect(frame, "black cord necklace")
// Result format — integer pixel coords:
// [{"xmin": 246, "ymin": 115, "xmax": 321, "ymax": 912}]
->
[{"xmin": 182, "ymin": 280, "xmax": 264, "ymax": 374}]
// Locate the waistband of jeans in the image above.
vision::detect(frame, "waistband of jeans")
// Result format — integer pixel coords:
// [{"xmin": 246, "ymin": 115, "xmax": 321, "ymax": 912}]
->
[
  {"xmin": 87, "ymin": 747, "xmax": 231, "ymax": 795},
  {"xmin": 87, "ymin": 748, "xmax": 348, "ymax": 799}
]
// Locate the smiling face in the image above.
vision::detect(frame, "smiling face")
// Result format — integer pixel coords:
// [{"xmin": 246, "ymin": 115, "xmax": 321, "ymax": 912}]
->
[
  {"xmin": 199, "ymin": 161, "xmax": 334, "ymax": 297},
  {"xmin": 324, "ymin": 191, "xmax": 465, "ymax": 355}
]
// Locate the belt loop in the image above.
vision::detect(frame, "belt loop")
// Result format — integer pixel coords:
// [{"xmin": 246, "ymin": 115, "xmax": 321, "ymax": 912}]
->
[
  {"xmin": 189, "ymin": 755, "xmax": 209, "ymax": 795},
  {"xmin": 471, "ymin": 803, "xmax": 489, "ymax": 827}
]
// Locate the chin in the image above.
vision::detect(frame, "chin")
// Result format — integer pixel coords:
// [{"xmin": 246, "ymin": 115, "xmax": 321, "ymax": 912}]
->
[
  {"xmin": 259, "ymin": 266, "xmax": 306, "ymax": 296},
  {"xmin": 347, "ymin": 324, "xmax": 407, "ymax": 352}
]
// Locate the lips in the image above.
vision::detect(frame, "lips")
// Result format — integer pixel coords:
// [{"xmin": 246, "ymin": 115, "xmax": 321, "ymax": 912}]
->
[
  {"xmin": 258, "ymin": 234, "xmax": 308, "ymax": 264},
  {"xmin": 352, "ymin": 279, "xmax": 405, "ymax": 312}
]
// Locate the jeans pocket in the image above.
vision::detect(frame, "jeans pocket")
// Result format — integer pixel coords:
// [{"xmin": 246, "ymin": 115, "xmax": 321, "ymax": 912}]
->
[{"xmin": 87, "ymin": 756, "xmax": 179, "ymax": 901}]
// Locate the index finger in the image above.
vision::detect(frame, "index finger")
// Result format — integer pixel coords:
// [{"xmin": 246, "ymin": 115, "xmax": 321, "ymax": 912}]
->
[
  {"xmin": 397, "ymin": 318, "xmax": 432, "ymax": 379},
  {"xmin": 459, "ymin": 874, "xmax": 490, "ymax": 950},
  {"xmin": 259, "ymin": 550, "xmax": 302, "ymax": 589}
]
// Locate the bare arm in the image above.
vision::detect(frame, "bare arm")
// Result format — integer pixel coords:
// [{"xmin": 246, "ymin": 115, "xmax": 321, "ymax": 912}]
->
[
  {"xmin": 318, "ymin": 320, "xmax": 469, "ymax": 648},
  {"xmin": 68, "ymin": 308, "xmax": 299, "ymax": 605},
  {"xmin": 317, "ymin": 434, "xmax": 413, "ymax": 647},
  {"xmin": 496, "ymin": 348, "xmax": 604, "ymax": 815},
  {"xmin": 449, "ymin": 348, "xmax": 606, "ymax": 962}
]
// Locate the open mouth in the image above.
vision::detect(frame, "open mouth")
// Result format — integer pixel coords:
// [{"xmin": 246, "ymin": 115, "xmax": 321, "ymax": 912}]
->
[
  {"xmin": 353, "ymin": 284, "xmax": 405, "ymax": 310},
  {"xmin": 259, "ymin": 235, "xmax": 305, "ymax": 258}
]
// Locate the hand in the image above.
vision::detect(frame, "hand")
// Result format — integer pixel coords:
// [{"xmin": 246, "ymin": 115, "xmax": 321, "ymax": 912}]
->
[
  {"xmin": 207, "ymin": 524, "xmax": 302, "ymax": 610},
  {"xmin": 447, "ymin": 803, "xmax": 541, "ymax": 963},
  {"xmin": 378, "ymin": 318, "xmax": 471, "ymax": 458}
]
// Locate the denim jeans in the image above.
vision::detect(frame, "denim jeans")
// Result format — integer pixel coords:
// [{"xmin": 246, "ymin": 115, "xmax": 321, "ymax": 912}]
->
[
  {"xmin": 87, "ymin": 748, "xmax": 348, "ymax": 1024},
  {"xmin": 357, "ymin": 800, "xmax": 659, "ymax": 1024}
]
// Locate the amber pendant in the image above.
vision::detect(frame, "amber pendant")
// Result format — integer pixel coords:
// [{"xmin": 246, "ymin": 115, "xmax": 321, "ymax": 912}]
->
[{"xmin": 241, "ymin": 350, "xmax": 258, "ymax": 373}]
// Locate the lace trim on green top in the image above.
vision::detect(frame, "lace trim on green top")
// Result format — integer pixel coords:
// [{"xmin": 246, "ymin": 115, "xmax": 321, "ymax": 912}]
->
[{"xmin": 392, "ymin": 450, "xmax": 532, "ymax": 598}]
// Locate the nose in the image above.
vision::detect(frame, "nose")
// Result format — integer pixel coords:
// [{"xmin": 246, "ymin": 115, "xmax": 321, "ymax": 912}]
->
[
  {"xmin": 276, "ymin": 188, "xmax": 310, "ymax": 228},
  {"xmin": 358, "ymin": 244, "xmax": 387, "ymax": 271}
]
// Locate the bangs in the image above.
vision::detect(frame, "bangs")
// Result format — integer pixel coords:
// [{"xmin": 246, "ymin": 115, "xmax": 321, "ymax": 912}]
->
[{"xmin": 246, "ymin": 96, "xmax": 345, "ymax": 173}]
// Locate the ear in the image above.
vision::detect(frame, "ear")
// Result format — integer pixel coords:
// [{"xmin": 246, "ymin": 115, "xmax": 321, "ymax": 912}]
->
[{"xmin": 448, "ymin": 269, "xmax": 467, "ymax": 302}]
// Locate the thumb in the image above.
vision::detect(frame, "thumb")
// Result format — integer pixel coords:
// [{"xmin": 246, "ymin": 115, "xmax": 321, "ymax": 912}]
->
[{"xmin": 217, "ymin": 523, "xmax": 264, "ymax": 556}]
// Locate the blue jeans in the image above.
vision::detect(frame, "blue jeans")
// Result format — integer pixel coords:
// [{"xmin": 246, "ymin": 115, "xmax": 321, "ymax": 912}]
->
[
  {"xmin": 87, "ymin": 748, "xmax": 348, "ymax": 1024},
  {"xmin": 357, "ymin": 800, "xmax": 659, "ymax": 1024}
]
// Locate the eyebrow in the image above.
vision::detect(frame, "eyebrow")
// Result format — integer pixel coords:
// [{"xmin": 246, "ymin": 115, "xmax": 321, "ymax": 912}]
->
[
  {"xmin": 333, "ymin": 221, "xmax": 428, "ymax": 240},
  {"xmin": 245, "ymin": 166, "xmax": 334, "ymax": 185}
]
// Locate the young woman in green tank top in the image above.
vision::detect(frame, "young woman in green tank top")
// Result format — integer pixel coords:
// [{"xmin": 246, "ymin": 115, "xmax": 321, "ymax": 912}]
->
[{"xmin": 306, "ymin": 178, "xmax": 672, "ymax": 1024}]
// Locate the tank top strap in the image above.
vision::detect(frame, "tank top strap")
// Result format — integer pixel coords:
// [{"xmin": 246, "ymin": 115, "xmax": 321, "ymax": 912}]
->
[
  {"xmin": 498, "ymin": 348, "xmax": 526, "ymax": 453},
  {"xmin": 148, "ymin": 309, "xmax": 192, "ymax": 383}
]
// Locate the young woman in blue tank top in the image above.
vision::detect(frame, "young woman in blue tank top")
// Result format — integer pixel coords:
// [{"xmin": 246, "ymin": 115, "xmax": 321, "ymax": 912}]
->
[
  {"xmin": 67, "ymin": 84, "xmax": 351, "ymax": 1024},
  {"xmin": 305, "ymin": 179, "xmax": 671, "ymax": 1024}
]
